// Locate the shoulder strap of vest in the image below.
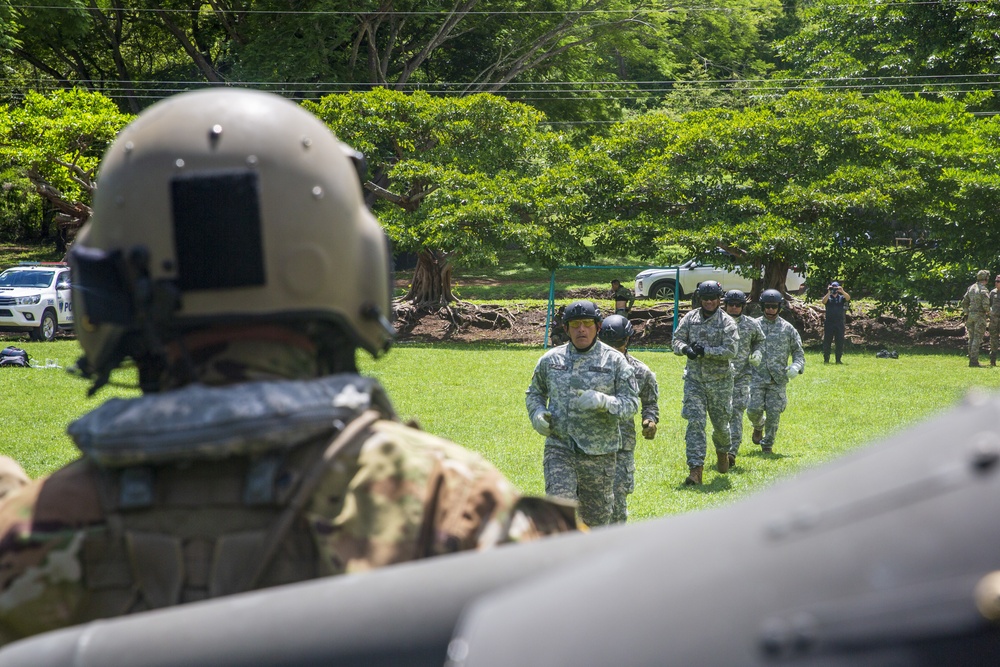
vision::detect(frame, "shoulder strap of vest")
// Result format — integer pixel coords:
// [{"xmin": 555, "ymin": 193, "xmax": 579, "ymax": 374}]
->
[{"xmin": 245, "ymin": 408, "xmax": 383, "ymax": 590}]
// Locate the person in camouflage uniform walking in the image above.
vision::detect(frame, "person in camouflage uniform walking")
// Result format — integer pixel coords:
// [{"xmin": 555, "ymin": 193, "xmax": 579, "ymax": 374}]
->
[
  {"xmin": 598, "ymin": 315, "xmax": 659, "ymax": 523},
  {"xmin": 610, "ymin": 280, "xmax": 635, "ymax": 316},
  {"xmin": 671, "ymin": 281, "xmax": 739, "ymax": 485},
  {"xmin": 747, "ymin": 290, "xmax": 806, "ymax": 454},
  {"xmin": 963, "ymin": 269, "xmax": 992, "ymax": 367},
  {"xmin": 527, "ymin": 300, "xmax": 639, "ymax": 527},
  {"xmin": 990, "ymin": 276, "xmax": 1000, "ymax": 367},
  {"xmin": 722, "ymin": 290, "xmax": 764, "ymax": 468},
  {"xmin": 0, "ymin": 90, "xmax": 576, "ymax": 647}
]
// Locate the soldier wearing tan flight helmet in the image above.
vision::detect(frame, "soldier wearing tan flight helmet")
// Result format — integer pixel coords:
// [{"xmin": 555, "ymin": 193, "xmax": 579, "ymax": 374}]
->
[{"xmin": 0, "ymin": 88, "xmax": 574, "ymax": 645}]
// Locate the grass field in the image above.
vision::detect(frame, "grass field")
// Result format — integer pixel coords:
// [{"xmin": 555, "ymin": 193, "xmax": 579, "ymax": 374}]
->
[{"xmin": 2, "ymin": 338, "xmax": 992, "ymax": 521}]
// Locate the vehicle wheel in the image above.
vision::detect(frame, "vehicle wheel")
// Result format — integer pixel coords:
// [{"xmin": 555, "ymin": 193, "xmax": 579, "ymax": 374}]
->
[
  {"xmin": 650, "ymin": 281, "xmax": 678, "ymax": 301},
  {"xmin": 35, "ymin": 310, "xmax": 57, "ymax": 342}
]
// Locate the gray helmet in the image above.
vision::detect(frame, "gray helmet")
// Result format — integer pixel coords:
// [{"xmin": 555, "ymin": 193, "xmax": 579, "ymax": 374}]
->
[
  {"xmin": 696, "ymin": 281, "xmax": 724, "ymax": 300},
  {"xmin": 760, "ymin": 289, "xmax": 784, "ymax": 306},
  {"xmin": 562, "ymin": 300, "xmax": 601, "ymax": 325},
  {"xmin": 70, "ymin": 88, "xmax": 393, "ymax": 392},
  {"xmin": 598, "ymin": 314, "xmax": 634, "ymax": 345},
  {"xmin": 723, "ymin": 289, "xmax": 747, "ymax": 306}
]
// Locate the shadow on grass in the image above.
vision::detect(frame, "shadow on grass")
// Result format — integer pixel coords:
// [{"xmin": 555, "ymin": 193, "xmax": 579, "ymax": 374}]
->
[{"xmin": 675, "ymin": 475, "xmax": 733, "ymax": 493}]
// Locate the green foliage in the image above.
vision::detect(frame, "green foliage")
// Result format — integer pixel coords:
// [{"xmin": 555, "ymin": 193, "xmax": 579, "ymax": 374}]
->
[
  {"xmin": 774, "ymin": 0, "xmax": 1000, "ymax": 112},
  {"xmin": 580, "ymin": 90, "xmax": 1000, "ymax": 318},
  {"xmin": 3, "ymin": 89, "xmax": 130, "ymax": 202},
  {"xmin": 1, "ymin": 89, "xmax": 132, "ymax": 246},
  {"xmin": 305, "ymin": 89, "xmax": 590, "ymax": 269}
]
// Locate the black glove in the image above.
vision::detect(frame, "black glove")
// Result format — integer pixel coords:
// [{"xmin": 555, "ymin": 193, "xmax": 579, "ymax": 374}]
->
[
  {"xmin": 685, "ymin": 345, "xmax": 700, "ymax": 360},
  {"xmin": 691, "ymin": 342, "xmax": 705, "ymax": 357}
]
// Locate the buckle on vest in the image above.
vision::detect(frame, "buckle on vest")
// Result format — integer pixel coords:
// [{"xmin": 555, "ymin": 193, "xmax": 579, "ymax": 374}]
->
[{"xmin": 119, "ymin": 466, "xmax": 154, "ymax": 509}]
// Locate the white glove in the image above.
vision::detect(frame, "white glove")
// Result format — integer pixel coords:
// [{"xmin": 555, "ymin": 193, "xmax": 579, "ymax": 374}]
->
[
  {"xmin": 786, "ymin": 365, "xmax": 799, "ymax": 380},
  {"xmin": 530, "ymin": 410, "xmax": 552, "ymax": 436},
  {"xmin": 749, "ymin": 350, "xmax": 763, "ymax": 367},
  {"xmin": 570, "ymin": 389, "xmax": 614, "ymax": 412}
]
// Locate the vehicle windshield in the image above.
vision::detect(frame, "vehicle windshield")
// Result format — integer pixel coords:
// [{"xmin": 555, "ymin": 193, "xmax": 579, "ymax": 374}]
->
[{"xmin": 0, "ymin": 269, "xmax": 55, "ymax": 289}]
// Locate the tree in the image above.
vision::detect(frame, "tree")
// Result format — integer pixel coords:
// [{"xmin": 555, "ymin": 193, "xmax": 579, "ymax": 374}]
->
[
  {"xmin": 1, "ymin": 89, "xmax": 133, "ymax": 251},
  {"xmin": 303, "ymin": 89, "xmax": 587, "ymax": 306},
  {"xmin": 773, "ymin": 0, "xmax": 1000, "ymax": 113},
  {"xmin": 582, "ymin": 90, "xmax": 1000, "ymax": 320}
]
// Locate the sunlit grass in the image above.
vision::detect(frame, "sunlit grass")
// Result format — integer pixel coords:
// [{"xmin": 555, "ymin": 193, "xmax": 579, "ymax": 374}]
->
[{"xmin": 2, "ymin": 338, "xmax": 990, "ymax": 522}]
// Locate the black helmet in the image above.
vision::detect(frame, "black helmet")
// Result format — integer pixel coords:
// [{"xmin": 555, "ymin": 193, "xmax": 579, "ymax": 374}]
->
[
  {"xmin": 760, "ymin": 289, "xmax": 783, "ymax": 306},
  {"xmin": 696, "ymin": 281, "xmax": 724, "ymax": 300},
  {"xmin": 599, "ymin": 314, "xmax": 634, "ymax": 345},
  {"xmin": 562, "ymin": 299, "xmax": 602, "ymax": 325},
  {"xmin": 723, "ymin": 289, "xmax": 747, "ymax": 306}
]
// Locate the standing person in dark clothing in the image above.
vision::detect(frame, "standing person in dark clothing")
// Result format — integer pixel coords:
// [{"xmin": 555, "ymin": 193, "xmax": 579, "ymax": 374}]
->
[
  {"xmin": 610, "ymin": 280, "xmax": 635, "ymax": 316},
  {"xmin": 821, "ymin": 281, "xmax": 851, "ymax": 364}
]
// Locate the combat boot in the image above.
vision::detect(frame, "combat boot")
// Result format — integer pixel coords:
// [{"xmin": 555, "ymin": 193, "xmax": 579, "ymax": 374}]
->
[
  {"xmin": 684, "ymin": 466, "xmax": 703, "ymax": 485},
  {"xmin": 762, "ymin": 445, "xmax": 773, "ymax": 454},
  {"xmin": 752, "ymin": 427, "xmax": 763, "ymax": 445},
  {"xmin": 716, "ymin": 449, "xmax": 729, "ymax": 473},
  {"xmin": 991, "ymin": 352, "xmax": 996, "ymax": 367},
  {"xmin": 970, "ymin": 359, "xmax": 982, "ymax": 368},
  {"xmin": 728, "ymin": 453, "xmax": 736, "ymax": 469}
]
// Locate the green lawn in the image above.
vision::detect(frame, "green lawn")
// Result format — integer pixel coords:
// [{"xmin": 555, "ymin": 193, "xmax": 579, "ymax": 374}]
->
[{"xmin": 0, "ymin": 339, "xmax": 989, "ymax": 521}]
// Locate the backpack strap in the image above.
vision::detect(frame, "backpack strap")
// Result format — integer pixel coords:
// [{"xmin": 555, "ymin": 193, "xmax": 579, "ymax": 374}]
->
[{"xmin": 245, "ymin": 409, "xmax": 383, "ymax": 590}]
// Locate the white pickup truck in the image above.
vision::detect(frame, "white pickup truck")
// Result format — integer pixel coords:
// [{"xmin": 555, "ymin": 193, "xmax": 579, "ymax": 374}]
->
[
  {"xmin": 0, "ymin": 263, "xmax": 74, "ymax": 341},
  {"xmin": 634, "ymin": 257, "xmax": 806, "ymax": 301}
]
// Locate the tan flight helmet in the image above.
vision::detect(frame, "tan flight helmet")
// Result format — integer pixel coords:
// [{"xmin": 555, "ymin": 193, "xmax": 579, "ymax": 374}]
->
[{"xmin": 70, "ymin": 88, "xmax": 393, "ymax": 393}]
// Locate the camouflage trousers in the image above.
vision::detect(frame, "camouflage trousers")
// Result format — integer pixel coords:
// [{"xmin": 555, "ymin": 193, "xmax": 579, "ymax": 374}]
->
[
  {"xmin": 681, "ymin": 374, "xmax": 733, "ymax": 468},
  {"xmin": 543, "ymin": 444, "xmax": 616, "ymax": 528},
  {"xmin": 991, "ymin": 316, "xmax": 1000, "ymax": 355},
  {"xmin": 968, "ymin": 316, "xmax": 987, "ymax": 362},
  {"xmin": 728, "ymin": 374, "xmax": 752, "ymax": 456},
  {"xmin": 747, "ymin": 380, "xmax": 788, "ymax": 448},
  {"xmin": 611, "ymin": 449, "xmax": 635, "ymax": 524}
]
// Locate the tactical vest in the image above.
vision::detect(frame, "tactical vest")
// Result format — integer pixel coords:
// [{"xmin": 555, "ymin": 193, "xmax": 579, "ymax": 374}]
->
[{"xmin": 66, "ymin": 375, "xmax": 394, "ymax": 620}]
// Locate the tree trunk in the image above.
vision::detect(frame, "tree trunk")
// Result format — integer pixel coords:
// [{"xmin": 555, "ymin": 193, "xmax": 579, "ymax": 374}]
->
[
  {"xmin": 405, "ymin": 249, "xmax": 456, "ymax": 306},
  {"xmin": 749, "ymin": 260, "xmax": 792, "ymax": 303}
]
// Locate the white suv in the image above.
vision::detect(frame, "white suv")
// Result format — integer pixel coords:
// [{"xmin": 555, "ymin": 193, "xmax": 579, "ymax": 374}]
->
[
  {"xmin": 634, "ymin": 256, "xmax": 806, "ymax": 301},
  {"xmin": 0, "ymin": 263, "xmax": 74, "ymax": 341}
]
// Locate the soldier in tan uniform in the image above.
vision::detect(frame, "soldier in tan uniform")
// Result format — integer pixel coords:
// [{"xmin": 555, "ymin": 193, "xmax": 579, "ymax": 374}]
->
[
  {"xmin": 961, "ymin": 269, "xmax": 992, "ymax": 367},
  {"xmin": 0, "ymin": 89, "xmax": 574, "ymax": 646},
  {"xmin": 989, "ymin": 275, "xmax": 1000, "ymax": 367}
]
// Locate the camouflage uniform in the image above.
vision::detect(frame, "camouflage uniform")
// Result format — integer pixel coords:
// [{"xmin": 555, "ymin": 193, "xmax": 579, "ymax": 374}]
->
[
  {"xmin": 613, "ymin": 354, "xmax": 659, "ymax": 523},
  {"xmin": 672, "ymin": 309, "xmax": 739, "ymax": 468},
  {"xmin": 988, "ymin": 286, "xmax": 1000, "ymax": 363},
  {"xmin": 612, "ymin": 285, "xmax": 635, "ymax": 316},
  {"xmin": 526, "ymin": 341, "xmax": 639, "ymax": 527},
  {"xmin": 728, "ymin": 314, "xmax": 765, "ymax": 457},
  {"xmin": 961, "ymin": 279, "xmax": 991, "ymax": 364},
  {"xmin": 0, "ymin": 344, "xmax": 575, "ymax": 646},
  {"xmin": 747, "ymin": 316, "xmax": 806, "ymax": 450}
]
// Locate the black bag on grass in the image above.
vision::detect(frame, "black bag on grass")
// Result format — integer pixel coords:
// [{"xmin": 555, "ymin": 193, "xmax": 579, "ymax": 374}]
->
[{"xmin": 0, "ymin": 346, "xmax": 29, "ymax": 367}]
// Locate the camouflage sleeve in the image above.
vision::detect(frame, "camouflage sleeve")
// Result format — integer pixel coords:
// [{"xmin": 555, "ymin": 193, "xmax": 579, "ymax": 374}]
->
[
  {"xmin": 525, "ymin": 357, "xmax": 549, "ymax": 418},
  {"xmin": 305, "ymin": 420, "xmax": 574, "ymax": 574},
  {"xmin": 627, "ymin": 289, "xmax": 635, "ymax": 308},
  {"xmin": 704, "ymin": 316, "xmax": 738, "ymax": 360},
  {"xmin": 791, "ymin": 327, "xmax": 806, "ymax": 371},
  {"xmin": 612, "ymin": 359, "xmax": 640, "ymax": 418},
  {"xmin": 672, "ymin": 314, "xmax": 691, "ymax": 355},
  {"xmin": 961, "ymin": 286, "xmax": 971, "ymax": 314},
  {"xmin": 640, "ymin": 370, "xmax": 659, "ymax": 424},
  {"xmin": 751, "ymin": 321, "xmax": 765, "ymax": 355},
  {"xmin": 0, "ymin": 460, "xmax": 105, "ymax": 645}
]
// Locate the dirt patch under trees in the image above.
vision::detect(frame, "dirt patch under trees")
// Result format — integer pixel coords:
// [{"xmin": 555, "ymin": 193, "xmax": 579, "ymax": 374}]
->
[{"xmin": 392, "ymin": 293, "xmax": 970, "ymax": 352}]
